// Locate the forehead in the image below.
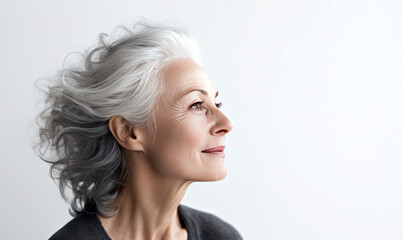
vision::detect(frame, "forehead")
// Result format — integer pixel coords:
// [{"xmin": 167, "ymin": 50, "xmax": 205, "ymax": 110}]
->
[{"xmin": 161, "ymin": 59, "xmax": 214, "ymax": 100}]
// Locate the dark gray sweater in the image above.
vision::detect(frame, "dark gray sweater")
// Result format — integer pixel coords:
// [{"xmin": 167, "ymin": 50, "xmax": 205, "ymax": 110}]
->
[{"xmin": 49, "ymin": 204, "xmax": 243, "ymax": 240}]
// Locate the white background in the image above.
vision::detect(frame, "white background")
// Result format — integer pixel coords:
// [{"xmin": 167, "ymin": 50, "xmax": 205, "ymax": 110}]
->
[{"xmin": 1, "ymin": 0, "xmax": 402, "ymax": 239}]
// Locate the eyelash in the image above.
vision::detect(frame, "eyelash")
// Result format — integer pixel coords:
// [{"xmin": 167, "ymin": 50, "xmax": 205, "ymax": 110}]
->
[{"xmin": 190, "ymin": 101, "xmax": 223, "ymax": 110}]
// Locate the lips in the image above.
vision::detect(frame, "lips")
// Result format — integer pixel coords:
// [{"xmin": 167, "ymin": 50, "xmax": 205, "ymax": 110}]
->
[{"xmin": 202, "ymin": 146, "xmax": 225, "ymax": 153}]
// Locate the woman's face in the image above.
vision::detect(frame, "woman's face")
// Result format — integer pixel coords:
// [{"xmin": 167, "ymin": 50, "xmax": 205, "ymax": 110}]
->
[{"xmin": 144, "ymin": 58, "xmax": 233, "ymax": 182}]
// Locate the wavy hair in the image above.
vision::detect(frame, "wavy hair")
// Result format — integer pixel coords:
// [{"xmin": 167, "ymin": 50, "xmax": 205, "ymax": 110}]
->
[{"xmin": 33, "ymin": 20, "xmax": 200, "ymax": 218}]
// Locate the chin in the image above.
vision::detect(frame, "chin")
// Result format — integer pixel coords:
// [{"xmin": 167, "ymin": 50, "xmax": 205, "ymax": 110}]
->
[
  {"xmin": 195, "ymin": 154, "xmax": 229, "ymax": 181},
  {"xmin": 212, "ymin": 170, "xmax": 228, "ymax": 181},
  {"xmin": 199, "ymin": 167, "xmax": 228, "ymax": 182}
]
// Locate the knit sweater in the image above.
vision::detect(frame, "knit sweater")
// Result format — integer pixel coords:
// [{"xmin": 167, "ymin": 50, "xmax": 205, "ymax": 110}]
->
[{"xmin": 49, "ymin": 204, "xmax": 243, "ymax": 240}]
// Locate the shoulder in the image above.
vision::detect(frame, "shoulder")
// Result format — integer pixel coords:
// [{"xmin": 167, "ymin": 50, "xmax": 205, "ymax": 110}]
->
[
  {"xmin": 178, "ymin": 204, "xmax": 243, "ymax": 240},
  {"xmin": 49, "ymin": 214, "xmax": 110, "ymax": 240}
]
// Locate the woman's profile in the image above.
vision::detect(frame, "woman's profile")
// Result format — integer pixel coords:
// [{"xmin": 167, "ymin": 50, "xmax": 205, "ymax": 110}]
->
[{"xmin": 34, "ymin": 20, "xmax": 242, "ymax": 240}]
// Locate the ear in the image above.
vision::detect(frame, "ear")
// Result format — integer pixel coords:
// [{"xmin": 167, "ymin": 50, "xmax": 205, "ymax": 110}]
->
[{"xmin": 108, "ymin": 115, "xmax": 146, "ymax": 152}]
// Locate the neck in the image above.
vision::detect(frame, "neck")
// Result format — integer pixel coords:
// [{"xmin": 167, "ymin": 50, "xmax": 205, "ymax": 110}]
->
[{"xmin": 97, "ymin": 151, "xmax": 192, "ymax": 240}]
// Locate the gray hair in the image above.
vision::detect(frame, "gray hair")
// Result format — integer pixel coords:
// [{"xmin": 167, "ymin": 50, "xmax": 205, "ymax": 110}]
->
[{"xmin": 34, "ymin": 20, "xmax": 200, "ymax": 218}]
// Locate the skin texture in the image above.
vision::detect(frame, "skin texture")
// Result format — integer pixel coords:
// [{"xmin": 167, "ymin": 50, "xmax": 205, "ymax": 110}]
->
[{"xmin": 97, "ymin": 58, "xmax": 233, "ymax": 240}]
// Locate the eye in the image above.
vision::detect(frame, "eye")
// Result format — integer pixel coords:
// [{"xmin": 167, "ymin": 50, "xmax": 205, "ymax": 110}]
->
[
  {"xmin": 190, "ymin": 101, "xmax": 223, "ymax": 111},
  {"xmin": 190, "ymin": 101, "xmax": 205, "ymax": 111}
]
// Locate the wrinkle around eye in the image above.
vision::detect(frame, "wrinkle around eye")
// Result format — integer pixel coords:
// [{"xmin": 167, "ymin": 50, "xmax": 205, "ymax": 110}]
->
[{"xmin": 166, "ymin": 102, "xmax": 194, "ymax": 126}]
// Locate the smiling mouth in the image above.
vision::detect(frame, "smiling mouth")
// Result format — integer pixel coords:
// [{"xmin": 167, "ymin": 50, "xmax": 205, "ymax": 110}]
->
[
  {"xmin": 202, "ymin": 146, "xmax": 225, "ymax": 153},
  {"xmin": 201, "ymin": 145, "xmax": 226, "ymax": 157}
]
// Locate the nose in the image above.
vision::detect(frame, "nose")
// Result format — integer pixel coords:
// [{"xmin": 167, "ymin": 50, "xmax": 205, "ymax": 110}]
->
[{"xmin": 211, "ymin": 109, "xmax": 233, "ymax": 136}]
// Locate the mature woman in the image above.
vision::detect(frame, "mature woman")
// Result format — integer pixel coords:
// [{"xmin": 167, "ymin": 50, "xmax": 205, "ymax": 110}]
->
[{"xmin": 35, "ymin": 21, "xmax": 242, "ymax": 240}]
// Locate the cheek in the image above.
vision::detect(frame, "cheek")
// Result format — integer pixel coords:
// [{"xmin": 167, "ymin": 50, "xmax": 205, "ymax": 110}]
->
[
  {"xmin": 147, "ymin": 115, "xmax": 207, "ymax": 175},
  {"xmin": 158, "ymin": 104, "xmax": 207, "ymax": 151},
  {"xmin": 159, "ymin": 117, "xmax": 205, "ymax": 153}
]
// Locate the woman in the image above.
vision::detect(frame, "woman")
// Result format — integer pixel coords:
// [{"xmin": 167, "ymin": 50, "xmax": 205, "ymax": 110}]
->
[{"xmin": 35, "ymin": 21, "xmax": 242, "ymax": 240}]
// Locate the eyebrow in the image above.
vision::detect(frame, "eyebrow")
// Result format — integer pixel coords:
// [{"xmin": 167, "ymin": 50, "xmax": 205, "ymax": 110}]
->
[{"xmin": 180, "ymin": 89, "xmax": 219, "ymax": 99}]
